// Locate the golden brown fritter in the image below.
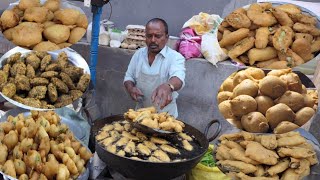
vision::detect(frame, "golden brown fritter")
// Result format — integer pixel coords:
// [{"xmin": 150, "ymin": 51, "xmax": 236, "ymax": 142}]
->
[
  {"xmin": 3, "ymin": 64, "xmax": 11, "ymax": 75},
  {"xmin": 0, "ymin": 70, "xmax": 8, "ymax": 88},
  {"xmin": 47, "ymin": 83, "xmax": 58, "ymax": 103},
  {"xmin": 41, "ymin": 71, "xmax": 58, "ymax": 78},
  {"xmin": 22, "ymin": 98, "xmax": 41, "ymax": 108},
  {"xmin": 8, "ymin": 77, "xmax": 15, "ymax": 84},
  {"xmin": 2, "ymin": 83, "xmax": 16, "ymax": 98},
  {"xmin": 15, "ymin": 75, "xmax": 30, "ymax": 91},
  {"xmin": 30, "ymin": 77, "xmax": 49, "ymax": 86},
  {"xmin": 26, "ymin": 64, "xmax": 35, "ymax": 78},
  {"xmin": 51, "ymin": 77, "xmax": 68, "ymax": 93},
  {"xmin": 70, "ymin": 90, "xmax": 83, "ymax": 101},
  {"xmin": 45, "ymin": 63, "xmax": 60, "ymax": 72},
  {"xmin": 10, "ymin": 62, "xmax": 26, "ymax": 77},
  {"xmin": 54, "ymin": 94, "xmax": 73, "ymax": 108},
  {"xmin": 62, "ymin": 66, "xmax": 83, "ymax": 81},
  {"xmin": 77, "ymin": 74, "xmax": 90, "ymax": 92},
  {"xmin": 57, "ymin": 52, "xmax": 68, "ymax": 68},
  {"xmin": 6, "ymin": 52, "xmax": 21, "ymax": 65},
  {"xmin": 35, "ymin": 51, "xmax": 49, "ymax": 59},
  {"xmin": 26, "ymin": 53, "xmax": 41, "ymax": 70},
  {"xmin": 12, "ymin": 95, "xmax": 24, "ymax": 103},
  {"xmin": 28, "ymin": 86, "xmax": 47, "ymax": 99},
  {"xmin": 60, "ymin": 72, "xmax": 76, "ymax": 90},
  {"xmin": 40, "ymin": 55, "xmax": 52, "ymax": 71}
]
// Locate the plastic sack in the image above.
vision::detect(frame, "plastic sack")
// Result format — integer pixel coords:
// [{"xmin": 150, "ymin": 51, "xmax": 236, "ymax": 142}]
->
[
  {"xmin": 201, "ymin": 33, "xmax": 228, "ymax": 66},
  {"xmin": 177, "ymin": 28, "xmax": 202, "ymax": 59},
  {"xmin": 187, "ymin": 144, "xmax": 229, "ymax": 180},
  {"xmin": 182, "ymin": 12, "xmax": 222, "ymax": 35}
]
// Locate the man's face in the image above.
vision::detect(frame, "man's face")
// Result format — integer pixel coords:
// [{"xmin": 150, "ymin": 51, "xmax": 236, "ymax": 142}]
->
[{"xmin": 145, "ymin": 22, "xmax": 168, "ymax": 54}]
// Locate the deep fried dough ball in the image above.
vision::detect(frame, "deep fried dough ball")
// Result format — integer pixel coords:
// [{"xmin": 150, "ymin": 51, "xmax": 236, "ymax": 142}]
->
[
  {"xmin": 6, "ymin": 52, "xmax": 22, "ymax": 65},
  {"xmin": 26, "ymin": 64, "xmax": 36, "ymax": 78},
  {"xmin": 2, "ymin": 83, "xmax": 16, "ymax": 98},
  {"xmin": 77, "ymin": 74, "xmax": 90, "ymax": 92},
  {"xmin": 70, "ymin": 90, "xmax": 83, "ymax": 101},
  {"xmin": 10, "ymin": 63, "xmax": 26, "ymax": 77},
  {"xmin": 28, "ymin": 86, "xmax": 47, "ymax": 99},
  {"xmin": 15, "ymin": 75, "xmax": 30, "ymax": 91},
  {"xmin": 26, "ymin": 53, "xmax": 41, "ymax": 70},
  {"xmin": 60, "ymin": 72, "xmax": 76, "ymax": 90},
  {"xmin": 51, "ymin": 77, "xmax": 68, "ymax": 93},
  {"xmin": 48, "ymin": 83, "xmax": 58, "ymax": 103},
  {"xmin": 62, "ymin": 66, "xmax": 83, "ymax": 82},
  {"xmin": 40, "ymin": 55, "xmax": 52, "ymax": 71}
]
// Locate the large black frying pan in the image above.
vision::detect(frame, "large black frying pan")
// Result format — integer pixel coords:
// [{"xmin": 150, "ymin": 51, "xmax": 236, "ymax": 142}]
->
[{"xmin": 92, "ymin": 115, "xmax": 221, "ymax": 180}]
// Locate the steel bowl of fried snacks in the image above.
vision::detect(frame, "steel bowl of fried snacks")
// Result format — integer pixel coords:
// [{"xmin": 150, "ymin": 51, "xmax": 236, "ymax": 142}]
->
[
  {"xmin": 217, "ymin": 67, "xmax": 318, "ymax": 134},
  {"xmin": 215, "ymin": 130, "xmax": 319, "ymax": 180},
  {"xmin": 0, "ymin": 47, "xmax": 90, "ymax": 110},
  {"xmin": 0, "ymin": 110, "xmax": 93, "ymax": 180},
  {"xmin": 218, "ymin": 2, "xmax": 320, "ymax": 69},
  {"xmin": 0, "ymin": 0, "xmax": 88, "ymax": 51}
]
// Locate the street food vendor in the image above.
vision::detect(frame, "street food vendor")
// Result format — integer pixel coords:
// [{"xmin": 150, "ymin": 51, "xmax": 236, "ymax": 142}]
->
[{"xmin": 124, "ymin": 18, "xmax": 186, "ymax": 118}]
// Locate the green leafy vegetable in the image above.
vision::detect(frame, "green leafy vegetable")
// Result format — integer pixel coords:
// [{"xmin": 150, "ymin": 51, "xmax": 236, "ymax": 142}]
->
[{"xmin": 200, "ymin": 145, "xmax": 216, "ymax": 167}]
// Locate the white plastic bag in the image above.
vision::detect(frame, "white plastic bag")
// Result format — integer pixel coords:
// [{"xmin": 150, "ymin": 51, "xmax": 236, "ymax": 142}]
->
[
  {"xmin": 201, "ymin": 33, "xmax": 228, "ymax": 67},
  {"xmin": 99, "ymin": 31, "xmax": 110, "ymax": 46},
  {"xmin": 182, "ymin": 12, "xmax": 222, "ymax": 35},
  {"xmin": 109, "ymin": 40, "xmax": 121, "ymax": 48}
]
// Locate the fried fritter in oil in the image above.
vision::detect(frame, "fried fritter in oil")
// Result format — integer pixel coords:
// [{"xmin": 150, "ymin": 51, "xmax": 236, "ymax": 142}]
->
[
  {"xmin": 10, "ymin": 62, "xmax": 26, "ymax": 77},
  {"xmin": 26, "ymin": 53, "xmax": 41, "ymax": 70},
  {"xmin": 69, "ymin": 90, "xmax": 83, "ymax": 101},
  {"xmin": 26, "ymin": 64, "xmax": 35, "ymax": 78},
  {"xmin": 47, "ymin": 83, "xmax": 58, "ymax": 103},
  {"xmin": 30, "ymin": 77, "xmax": 49, "ymax": 86},
  {"xmin": 41, "ymin": 71, "xmax": 58, "ymax": 78},
  {"xmin": 0, "ymin": 70, "xmax": 8, "ymax": 88},
  {"xmin": 57, "ymin": 52, "xmax": 68, "ymax": 68},
  {"xmin": 15, "ymin": 75, "xmax": 30, "ymax": 91},
  {"xmin": 62, "ymin": 66, "xmax": 83, "ymax": 81},
  {"xmin": 51, "ymin": 77, "xmax": 68, "ymax": 93},
  {"xmin": 2, "ymin": 83, "xmax": 16, "ymax": 98},
  {"xmin": 6, "ymin": 52, "xmax": 21, "ymax": 65},
  {"xmin": 77, "ymin": 74, "xmax": 90, "ymax": 92},
  {"xmin": 45, "ymin": 63, "xmax": 60, "ymax": 72},
  {"xmin": 28, "ymin": 86, "xmax": 47, "ymax": 99},
  {"xmin": 40, "ymin": 55, "xmax": 51, "ymax": 71},
  {"xmin": 60, "ymin": 72, "xmax": 76, "ymax": 90}
]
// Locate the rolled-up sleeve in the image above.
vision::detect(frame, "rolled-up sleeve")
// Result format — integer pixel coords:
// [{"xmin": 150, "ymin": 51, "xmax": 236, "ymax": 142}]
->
[
  {"xmin": 124, "ymin": 52, "xmax": 138, "ymax": 84},
  {"xmin": 169, "ymin": 53, "xmax": 186, "ymax": 89}
]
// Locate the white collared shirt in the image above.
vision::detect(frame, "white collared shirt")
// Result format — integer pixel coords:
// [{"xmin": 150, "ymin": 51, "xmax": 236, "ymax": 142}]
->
[{"xmin": 124, "ymin": 46, "xmax": 186, "ymax": 89}]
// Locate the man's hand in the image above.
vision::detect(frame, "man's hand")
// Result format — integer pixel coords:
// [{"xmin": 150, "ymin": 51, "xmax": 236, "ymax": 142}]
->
[
  {"xmin": 151, "ymin": 83, "xmax": 172, "ymax": 109},
  {"xmin": 128, "ymin": 86, "xmax": 144, "ymax": 101}
]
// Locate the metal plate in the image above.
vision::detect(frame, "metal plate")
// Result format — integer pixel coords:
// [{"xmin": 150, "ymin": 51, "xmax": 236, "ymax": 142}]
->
[
  {"xmin": 0, "ymin": 108, "xmax": 86, "ymax": 141},
  {"xmin": 0, "ymin": 47, "xmax": 90, "ymax": 111}
]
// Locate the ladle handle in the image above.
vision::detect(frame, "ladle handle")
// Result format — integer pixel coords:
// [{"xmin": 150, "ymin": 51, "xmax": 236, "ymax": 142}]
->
[{"xmin": 204, "ymin": 119, "xmax": 222, "ymax": 142}]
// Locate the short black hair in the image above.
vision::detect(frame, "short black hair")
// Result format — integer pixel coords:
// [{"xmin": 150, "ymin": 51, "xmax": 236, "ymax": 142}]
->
[{"xmin": 146, "ymin": 18, "xmax": 168, "ymax": 35}]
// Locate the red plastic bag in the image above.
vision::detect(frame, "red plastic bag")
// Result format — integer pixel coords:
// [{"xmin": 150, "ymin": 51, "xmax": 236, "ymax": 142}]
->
[{"xmin": 177, "ymin": 28, "xmax": 202, "ymax": 60}]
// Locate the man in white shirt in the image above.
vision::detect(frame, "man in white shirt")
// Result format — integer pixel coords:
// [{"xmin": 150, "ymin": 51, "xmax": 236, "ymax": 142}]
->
[{"xmin": 124, "ymin": 18, "xmax": 186, "ymax": 118}]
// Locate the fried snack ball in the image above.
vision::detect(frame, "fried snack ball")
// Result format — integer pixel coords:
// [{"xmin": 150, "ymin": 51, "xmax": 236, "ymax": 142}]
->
[
  {"xmin": 294, "ymin": 107, "xmax": 315, "ymax": 126},
  {"xmin": 26, "ymin": 53, "xmax": 41, "ymax": 70},
  {"xmin": 291, "ymin": 38, "xmax": 313, "ymax": 62},
  {"xmin": 18, "ymin": 0, "xmax": 40, "ymax": 10},
  {"xmin": 10, "ymin": 62, "xmax": 26, "ymax": 77},
  {"xmin": 241, "ymin": 112, "xmax": 269, "ymax": 133},
  {"xmin": 54, "ymin": 9, "xmax": 81, "ymax": 25},
  {"xmin": 43, "ymin": 21, "xmax": 56, "ymax": 28},
  {"xmin": 44, "ymin": 0, "xmax": 60, "ymax": 12},
  {"xmin": 228, "ymin": 37, "xmax": 255, "ymax": 59},
  {"xmin": 0, "ymin": 10, "xmax": 19, "ymax": 30},
  {"xmin": 0, "ymin": 143, "xmax": 8, "ymax": 165},
  {"xmin": 77, "ymin": 74, "xmax": 90, "ymax": 92},
  {"xmin": 2, "ymin": 83, "xmax": 16, "ymax": 98},
  {"xmin": 218, "ymin": 100, "xmax": 235, "ymax": 119},
  {"xmin": 3, "ymin": 160, "xmax": 16, "ymax": 178},
  {"xmin": 76, "ymin": 14, "xmax": 89, "ymax": 29},
  {"xmin": 273, "ymin": 121, "xmax": 299, "ymax": 134},
  {"xmin": 62, "ymin": 66, "xmax": 83, "ymax": 81},
  {"xmin": 217, "ymin": 91, "xmax": 233, "ymax": 104},
  {"xmin": 230, "ymin": 95, "xmax": 257, "ymax": 116},
  {"xmin": 266, "ymin": 103, "xmax": 296, "ymax": 129},
  {"xmin": 26, "ymin": 64, "xmax": 36, "ymax": 78},
  {"xmin": 23, "ymin": 7, "xmax": 49, "ymax": 23},
  {"xmin": 60, "ymin": 72, "xmax": 76, "ymax": 90},
  {"xmin": 272, "ymin": 7, "xmax": 294, "ymax": 27},
  {"xmin": 54, "ymin": 95, "xmax": 73, "ymax": 108},
  {"xmin": 255, "ymin": 27, "xmax": 269, "ymax": 49},
  {"xmin": 255, "ymin": 96, "xmax": 275, "ymax": 115},
  {"xmin": 272, "ymin": 26, "xmax": 294, "ymax": 52},
  {"xmin": 3, "ymin": 130, "xmax": 18, "ymax": 150},
  {"xmin": 259, "ymin": 75, "xmax": 287, "ymax": 99},
  {"xmin": 28, "ymin": 86, "xmax": 47, "ymax": 99},
  {"xmin": 0, "ymin": 70, "xmax": 8, "ymax": 87},
  {"xmin": 68, "ymin": 27, "xmax": 86, "ymax": 44},
  {"xmin": 280, "ymin": 73, "xmax": 302, "ymax": 93},
  {"xmin": 52, "ymin": 77, "xmax": 69, "ymax": 93},
  {"xmin": 275, "ymin": 91, "xmax": 304, "ymax": 112},
  {"xmin": 45, "ymin": 63, "xmax": 61, "ymax": 72},
  {"xmin": 12, "ymin": 22, "xmax": 43, "ymax": 47},
  {"xmin": 247, "ymin": 3, "xmax": 277, "ymax": 27},
  {"xmin": 14, "ymin": 159, "xmax": 26, "ymax": 176},
  {"xmin": 44, "ymin": 24, "xmax": 71, "ymax": 44},
  {"xmin": 41, "ymin": 71, "xmax": 58, "ymax": 78},
  {"xmin": 3, "ymin": 28, "xmax": 15, "ymax": 41},
  {"xmin": 295, "ymin": 33, "xmax": 313, "ymax": 44},
  {"xmin": 12, "ymin": 5, "xmax": 24, "ymax": 18},
  {"xmin": 233, "ymin": 79, "xmax": 258, "ymax": 98},
  {"xmin": 33, "ymin": 41, "xmax": 60, "ymax": 52},
  {"xmin": 30, "ymin": 77, "xmax": 49, "ymax": 86},
  {"xmin": 40, "ymin": 55, "xmax": 52, "ymax": 71},
  {"xmin": 225, "ymin": 12, "xmax": 251, "ymax": 29},
  {"xmin": 6, "ymin": 52, "xmax": 22, "ymax": 65},
  {"xmin": 15, "ymin": 75, "xmax": 31, "ymax": 91}
]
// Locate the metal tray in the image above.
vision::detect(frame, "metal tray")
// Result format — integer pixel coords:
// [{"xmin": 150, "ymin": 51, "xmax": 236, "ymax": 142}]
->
[{"xmin": 0, "ymin": 47, "xmax": 90, "ymax": 111}]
